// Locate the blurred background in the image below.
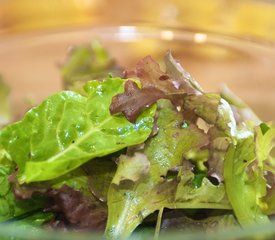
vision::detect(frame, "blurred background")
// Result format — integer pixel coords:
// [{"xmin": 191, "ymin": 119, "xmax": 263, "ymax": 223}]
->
[
  {"xmin": 1, "ymin": 0, "xmax": 275, "ymax": 122},
  {"xmin": 1, "ymin": 0, "xmax": 275, "ymax": 40}
]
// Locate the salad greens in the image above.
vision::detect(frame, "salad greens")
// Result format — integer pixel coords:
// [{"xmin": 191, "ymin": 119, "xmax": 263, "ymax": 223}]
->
[
  {"xmin": 61, "ymin": 41, "xmax": 122, "ymax": 93},
  {"xmin": 106, "ymin": 99, "xmax": 230, "ymax": 239},
  {"xmin": 0, "ymin": 147, "xmax": 46, "ymax": 222},
  {"xmin": 0, "ymin": 78, "xmax": 155, "ymax": 183},
  {"xmin": 0, "ymin": 43, "xmax": 275, "ymax": 240}
]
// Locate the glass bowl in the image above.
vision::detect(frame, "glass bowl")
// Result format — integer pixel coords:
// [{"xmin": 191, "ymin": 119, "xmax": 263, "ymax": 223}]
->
[
  {"xmin": 0, "ymin": 26, "xmax": 275, "ymax": 240},
  {"xmin": 1, "ymin": 26, "xmax": 275, "ymax": 121}
]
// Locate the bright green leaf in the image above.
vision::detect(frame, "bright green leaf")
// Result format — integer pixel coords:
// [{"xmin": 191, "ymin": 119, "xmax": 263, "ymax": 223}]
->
[
  {"xmin": 224, "ymin": 137, "xmax": 269, "ymax": 226},
  {"xmin": 0, "ymin": 148, "xmax": 46, "ymax": 222},
  {"xmin": 61, "ymin": 41, "xmax": 122, "ymax": 93},
  {"xmin": 0, "ymin": 77, "xmax": 156, "ymax": 183},
  {"xmin": 255, "ymin": 123, "xmax": 275, "ymax": 165},
  {"xmin": 105, "ymin": 100, "xmax": 229, "ymax": 239},
  {"xmin": 184, "ymin": 94, "xmax": 220, "ymax": 124}
]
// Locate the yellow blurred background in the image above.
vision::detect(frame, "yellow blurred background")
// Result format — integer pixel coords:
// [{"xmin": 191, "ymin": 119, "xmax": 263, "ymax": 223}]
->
[{"xmin": 1, "ymin": 0, "xmax": 275, "ymax": 40}]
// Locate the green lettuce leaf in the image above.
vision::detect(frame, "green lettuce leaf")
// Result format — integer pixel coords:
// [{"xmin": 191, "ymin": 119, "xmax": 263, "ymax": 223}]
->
[
  {"xmin": 183, "ymin": 90, "xmax": 270, "ymax": 227},
  {"xmin": 105, "ymin": 100, "xmax": 229, "ymax": 239},
  {"xmin": 164, "ymin": 51, "xmax": 204, "ymax": 95},
  {"xmin": 175, "ymin": 174, "xmax": 227, "ymax": 208},
  {"xmin": 207, "ymin": 127, "xmax": 231, "ymax": 182},
  {"xmin": 184, "ymin": 94, "xmax": 220, "ymax": 124},
  {"xmin": 0, "ymin": 148, "xmax": 46, "ymax": 222},
  {"xmin": 256, "ymin": 123, "xmax": 275, "ymax": 215},
  {"xmin": 0, "ymin": 212, "xmax": 54, "ymax": 240},
  {"xmin": 61, "ymin": 41, "xmax": 122, "ymax": 93},
  {"xmin": 224, "ymin": 136, "xmax": 269, "ymax": 226},
  {"xmin": 10, "ymin": 164, "xmax": 109, "ymax": 230},
  {"xmin": 5, "ymin": 211, "xmax": 53, "ymax": 226},
  {"xmin": 112, "ymin": 153, "xmax": 150, "ymax": 185},
  {"xmin": 221, "ymin": 85, "xmax": 261, "ymax": 126},
  {"xmin": 0, "ymin": 77, "xmax": 156, "ymax": 183},
  {"xmin": 256, "ymin": 123, "xmax": 275, "ymax": 165},
  {"xmin": 83, "ymin": 156, "xmax": 117, "ymax": 202},
  {"xmin": 184, "ymin": 93, "xmax": 253, "ymax": 139}
]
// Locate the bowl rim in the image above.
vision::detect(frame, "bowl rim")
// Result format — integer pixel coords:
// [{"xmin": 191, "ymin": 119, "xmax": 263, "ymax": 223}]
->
[
  {"xmin": 0, "ymin": 25, "xmax": 275, "ymax": 55},
  {"xmin": 0, "ymin": 213, "xmax": 275, "ymax": 240}
]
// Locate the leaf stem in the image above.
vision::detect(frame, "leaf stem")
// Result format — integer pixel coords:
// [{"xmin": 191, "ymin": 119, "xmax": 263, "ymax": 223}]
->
[{"xmin": 154, "ymin": 207, "xmax": 164, "ymax": 240}]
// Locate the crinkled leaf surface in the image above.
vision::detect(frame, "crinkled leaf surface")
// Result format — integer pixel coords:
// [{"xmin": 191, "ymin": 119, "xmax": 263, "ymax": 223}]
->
[
  {"xmin": 186, "ymin": 92, "xmax": 270, "ymax": 226},
  {"xmin": 109, "ymin": 52, "xmax": 204, "ymax": 123},
  {"xmin": 207, "ymin": 127, "xmax": 231, "ymax": 182},
  {"xmin": 263, "ymin": 184, "xmax": 275, "ymax": 215},
  {"xmin": 106, "ymin": 100, "xmax": 229, "ymax": 239},
  {"xmin": 136, "ymin": 52, "xmax": 202, "ymax": 96},
  {"xmin": 224, "ymin": 136, "xmax": 269, "ymax": 226},
  {"xmin": 256, "ymin": 123, "xmax": 275, "ymax": 215},
  {"xmin": 11, "ymin": 164, "xmax": 109, "ymax": 230},
  {"xmin": 45, "ymin": 184, "xmax": 107, "ymax": 231},
  {"xmin": 110, "ymin": 80, "xmax": 167, "ymax": 122},
  {"xmin": 256, "ymin": 123, "xmax": 275, "ymax": 165},
  {"xmin": 175, "ymin": 174, "xmax": 227, "ymax": 206},
  {"xmin": 221, "ymin": 85, "xmax": 261, "ymax": 126},
  {"xmin": 183, "ymin": 93, "xmax": 251, "ymax": 138},
  {"xmin": 147, "ymin": 100, "xmax": 209, "ymax": 179},
  {"xmin": 112, "ymin": 153, "xmax": 150, "ymax": 185},
  {"xmin": 136, "ymin": 56, "xmax": 176, "ymax": 94},
  {"xmin": 11, "ymin": 166, "xmax": 92, "ymax": 200},
  {"xmin": 164, "ymin": 51, "xmax": 203, "ymax": 95},
  {"xmin": 184, "ymin": 94, "xmax": 220, "ymax": 124},
  {"xmin": 0, "ymin": 77, "xmax": 156, "ymax": 183},
  {"xmin": 61, "ymin": 41, "xmax": 123, "ymax": 93},
  {"xmin": 0, "ymin": 148, "xmax": 45, "ymax": 222}
]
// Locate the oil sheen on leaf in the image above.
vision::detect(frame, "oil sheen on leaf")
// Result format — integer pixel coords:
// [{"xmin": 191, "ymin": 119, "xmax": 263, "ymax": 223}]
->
[
  {"xmin": 106, "ymin": 100, "xmax": 229, "ymax": 239},
  {"xmin": 0, "ymin": 77, "xmax": 156, "ymax": 183}
]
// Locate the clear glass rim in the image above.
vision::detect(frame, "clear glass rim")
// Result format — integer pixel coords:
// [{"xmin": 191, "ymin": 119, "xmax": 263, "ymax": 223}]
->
[
  {"xmin": 0, "ymin": 25, "xmax": 275, "ymax": 55},
  {"xmin": 1, "ymin": 219, "xmax": 275, "ymax": 240}
]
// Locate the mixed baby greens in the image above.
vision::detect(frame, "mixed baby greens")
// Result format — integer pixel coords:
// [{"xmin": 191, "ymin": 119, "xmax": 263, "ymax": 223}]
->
[{"xmin": 0, "ymin": 42, "xmax": 275, "ymax": 239}]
